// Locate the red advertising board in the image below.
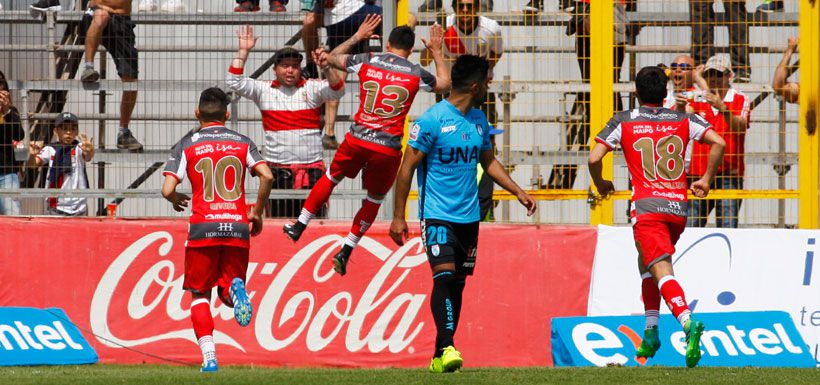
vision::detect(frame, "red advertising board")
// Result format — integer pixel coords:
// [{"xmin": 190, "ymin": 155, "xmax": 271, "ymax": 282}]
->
[{"xmin": 0, "ymin": 217, "xmax": 596, "ymax": 367}]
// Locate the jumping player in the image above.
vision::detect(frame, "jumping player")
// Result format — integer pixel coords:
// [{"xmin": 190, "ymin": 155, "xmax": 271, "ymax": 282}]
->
[
  {"xmin": 161, "ymin": 87, "xmax": 273, "ymax": 372},
  {"xmin": 390, "ymin": 55, "xmax": 536, "ymax": 373},
  {"xmin": 588, "ymin": 66, "xmax": 725, "ymax": 368},
  {"xmin": 283, "ymin": 21, "xmax": 451, "ymax": 276}
]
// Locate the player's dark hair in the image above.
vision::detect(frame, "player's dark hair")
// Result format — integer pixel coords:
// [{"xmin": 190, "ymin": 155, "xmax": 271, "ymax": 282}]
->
[
  {"xmin": 451, "ymin": 0, "xmax": 476, "ymax": 12},
  {"xmin": 635, "ymin": 66, "xmax": 668, "ymax": 105},
  {"xmin": 388, "ymin": 26, "xmax": 415, "ymax": 51},
  {"xmin": 451, "ymin": 55, "xmax": 489, "ymax": 92},
  {"xmin": 198, "ymin": 87, "xmax": 229, "ymax": 122}
]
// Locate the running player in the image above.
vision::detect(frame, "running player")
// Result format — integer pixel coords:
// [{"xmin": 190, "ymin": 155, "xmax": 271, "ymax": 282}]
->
[
  {"xmin": 161, "ymin": 87, "xmax": 273, "ymax": 372},
  {"xmin": 283, "ymin": 21, "xmax": 451, "ymax": 276},
  {"xmin": 390, "ymin": 55, "xmax": 537, "ymax": 373},
  {"xmin": 587, "ymin": 66, "xmax": 726, "ymax": 368}
]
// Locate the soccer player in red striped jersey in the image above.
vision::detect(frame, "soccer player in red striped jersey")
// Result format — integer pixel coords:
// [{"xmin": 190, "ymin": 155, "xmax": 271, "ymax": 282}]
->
[
  {"xmin": 284, "ymin": 19, "xmax": 451, "ymax": 276},
  {"xmin": 162, "ymin": 88, "xmax": 273, "ymax": 372},
  {"xmin": 588, "ymin": 67, "xmax": 725, "ymax": 368}
]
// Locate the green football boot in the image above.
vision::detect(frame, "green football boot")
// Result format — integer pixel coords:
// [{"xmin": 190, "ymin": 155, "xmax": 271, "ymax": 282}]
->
[
  {"xmin": 428, "ymin": 357, "xmax": 444, "ymax": 373},
  {"xmin": 440, "ymin": 346, "xmax": 464, "ymax": 372},
  {"xmin": 684, "ymin": 318, "xmax": 705, "ymax": 368},
  {"xmin": 635, "ymin": 326, "xmax": 661, "ymax": 358}
]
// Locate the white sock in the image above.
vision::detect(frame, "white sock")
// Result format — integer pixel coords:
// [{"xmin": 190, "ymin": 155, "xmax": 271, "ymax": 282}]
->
[
  {"xmin": 84, "ymin": 61, "xmax": 94, "ymax": 69},
  {"xmin": 297, "ymin": 208, "xmax": 315, "ymax": 226},
  {"xmin": 344, "ymin": 232, "xmax": 360, "ymax": 249},
  {"xmin": 678, "ymin": 310, "xmax": 692, "ymax": 329},
  {"xmin": 198, "ymin": 335, "xmax": 216, "ymax": 363},
  {"xmin": 645, "ymin": 310, "xmax": 659, "ymax": 329}
]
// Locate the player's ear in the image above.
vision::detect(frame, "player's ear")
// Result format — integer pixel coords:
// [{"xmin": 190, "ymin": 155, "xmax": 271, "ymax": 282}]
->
[
  {"xmin": 195, "ymin": 108, "xmax": 202, "ymax": 121},
  {"xmin": 224, "ymin": 110, "xmax": 231, "ymax": 121}
]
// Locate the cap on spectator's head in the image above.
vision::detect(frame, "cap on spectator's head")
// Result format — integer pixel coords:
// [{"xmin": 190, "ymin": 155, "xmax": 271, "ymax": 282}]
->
[
  {"xmin": 55, "ymin": 112, "xmax": 79, "ymax": 126},
  {"xmin": 273, "ymin": 47, "xmax": 303, "ymax": 65},
  {"xmin": 704, "ymin": 55, "xmax": 733, "ymax": 76}
]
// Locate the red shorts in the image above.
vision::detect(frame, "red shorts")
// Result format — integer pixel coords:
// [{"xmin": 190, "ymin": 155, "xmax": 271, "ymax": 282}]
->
[
  {"xmin": 328, "ymin": 136, "xmax": 402, "ymax": 195},
  {"xmin": 633, "ymin": 215, "xmax": 686, "ymax": 268},
  {"xmin": 184, "ymin": 245, "xmax": 249, "ymax": 295}
]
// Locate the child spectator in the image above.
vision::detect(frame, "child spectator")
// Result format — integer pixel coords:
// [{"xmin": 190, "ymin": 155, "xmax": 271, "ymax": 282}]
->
[{"xmin": 28, "ymin": 112, "xmax": 95, "ymax": 216}]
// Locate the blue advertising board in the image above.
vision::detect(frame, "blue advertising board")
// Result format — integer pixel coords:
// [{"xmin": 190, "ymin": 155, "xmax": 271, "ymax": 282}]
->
[
  {"xmin": 0, "ymin": 307, "xmax": 98, "ymax": 366},
  {"xmin": 551, "ymin": 311, "xmax": 814, "ymax": 367}
]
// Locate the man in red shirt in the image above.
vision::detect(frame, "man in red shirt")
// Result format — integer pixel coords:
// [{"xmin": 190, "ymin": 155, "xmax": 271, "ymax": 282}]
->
[
  {"xmin": 161, "ymin": 88, "xmax": 273, "ymax": 372},
  {"xmin": 588, "ymin": 66, "xmax": 725, "ymax": 367},
  {"xmin": 284, "ymin": 23, "xmax": 451, "ymax": 276},
  {"xmin": 688, "ymin": 55, "xmax": 750, "ymax": 228}
]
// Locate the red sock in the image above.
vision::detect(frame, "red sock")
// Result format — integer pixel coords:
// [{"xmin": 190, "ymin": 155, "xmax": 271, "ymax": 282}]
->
[
  {"xmin": 658, "ymin": 275, "xmax": 691, "ymax": 325},
  {"xmin": 302, "ymin": 173, "xmax": 338, "ymax": 217},
  {"xmin": 641, "ymin": 273, "xmax": 661, "ymax": 328},
  {"xmin": 191, "ymin": 298, "xmax": 214, "ymax": 340},
  {"xmin": 347, "ymin": 196, "xmax": 383, "ymax": 246}
]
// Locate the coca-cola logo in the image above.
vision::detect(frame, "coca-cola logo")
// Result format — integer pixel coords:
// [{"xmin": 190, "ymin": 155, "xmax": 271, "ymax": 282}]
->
[{"xmin": 90, "ymin": 231, "xmax": 429, "ymax": 354}]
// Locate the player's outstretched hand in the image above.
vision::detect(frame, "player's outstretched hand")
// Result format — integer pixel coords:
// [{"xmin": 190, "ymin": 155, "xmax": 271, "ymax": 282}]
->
[
  {"xmin": 237, "ymin": 25, "xmax": 258, "ymax": 52},
  {"xmin": 171, "ymin": 192, "xmax": 190, "ymax": 212},
  {"xmin": 594, "ymin": 180, "xmax": 615, "ymax": 198},
  {"xmin": 517, "ymin": 191, "xmax": 537, "ymax": 216},
  {"xmin": 422, "ymin": 23, "xmax": 444, "ymax": 55},
  {"xmin": 691, "ymin": 178, "xmax": 711, "ymax": 198},
  {"xmin": 248, "ymin": 209, "xmax": 263, "ymax": 236},
  {"xmin": 354, "ymin": 14, "xmax": 382, "ymax": 41},
  {"xmin": 389, "ymin": 218, "xmax": 409, "ymax": 246}
]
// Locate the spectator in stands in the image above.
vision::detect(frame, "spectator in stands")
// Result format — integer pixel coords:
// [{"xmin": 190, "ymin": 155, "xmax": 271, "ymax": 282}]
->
[
  {"xmin": 27, "ymin": 112, "xmax": 95, "ymax": 216},
  {"xmin": 235, "ymin": 0, "xmax": 286, "ymax": 12},
  {"xmin": 690, "ymin": 0, "xmax": 751, "ymax": 82},
  {"xmin": 688, "ymin": 55, "xmax": 750, "ymax": 228},
  {"xmin": 227, "ymin": 24, "xmax": 350, "ymax": 217},
  {"xmin": 773, "ymin": 36, "xmax": 799, "ymax": 104},
  {"xmin": 79, "ymin": 0, "xmax": 142, "ymax": 152},
  {"xmin": 301, "ymin": 0, "xmax": 382, "ymax": 150},
  {"xmin": 421, "ymin": 0, "xmax": 502, "ymax": 220},
  {"xmin": 0, "ymin": 71, "xmax": 24, "ymax": 216},
  {"xmin": 663, "ymin": 55, "xmax": 699, "ymax": 113},
  {"xmin": 756, "ymin": 0, "xmax": 783, "ymax": 13}
]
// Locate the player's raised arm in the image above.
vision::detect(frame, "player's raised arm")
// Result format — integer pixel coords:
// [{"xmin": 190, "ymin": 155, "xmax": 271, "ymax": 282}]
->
[
  {"xmin": 422, "ymin": 24, "xmax": 451, "ymax": 94},
  {"xmin": 479, "ymin": 150, "xmax": 536, "ymax": 216},
  {"xmin": 390, "ymin": 146, "xmax": 427, "ymax": 246},
  {"xmin": 326, "ymin": 14, "xmax": 382, "ymax": 70},
  {"xmin": 690, "ymin": 129, "xmax": 725, "ymax": 198}
]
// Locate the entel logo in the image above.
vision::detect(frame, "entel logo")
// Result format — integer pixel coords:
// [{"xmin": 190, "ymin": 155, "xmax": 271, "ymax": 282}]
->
[
  {"xmin": 0, "ymin": 320, "xmax": 85, "ymax": 351},
  {"xmin": 571, "ymin": 322, "xmax": 804, "ymax": 367}
]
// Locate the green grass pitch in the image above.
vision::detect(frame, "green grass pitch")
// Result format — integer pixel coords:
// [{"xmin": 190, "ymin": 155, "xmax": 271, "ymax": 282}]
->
[{"xmin": 1, "ymin": 365, "xmax": 819, "ymax": 385}]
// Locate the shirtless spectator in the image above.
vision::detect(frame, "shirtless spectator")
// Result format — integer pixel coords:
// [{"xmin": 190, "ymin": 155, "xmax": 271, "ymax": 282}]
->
[{"xmin": 80, "ymin": 0, "xmax": 142, "ymax": 152}]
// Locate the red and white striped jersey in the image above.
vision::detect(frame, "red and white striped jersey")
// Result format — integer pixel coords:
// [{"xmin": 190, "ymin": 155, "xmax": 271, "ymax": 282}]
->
[{"xmin": 227, "ymin": 66, "xmax": 344, "ymax": 165}]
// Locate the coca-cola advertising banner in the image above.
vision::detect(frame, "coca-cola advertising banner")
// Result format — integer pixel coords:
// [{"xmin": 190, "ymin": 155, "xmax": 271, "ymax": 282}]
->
[{"xmin": 0, "ymin": 217, "xmax": 596, "ymax": 367}]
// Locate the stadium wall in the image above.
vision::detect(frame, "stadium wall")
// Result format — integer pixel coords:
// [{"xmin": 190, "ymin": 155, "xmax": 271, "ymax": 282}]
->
[{"xmin": 0, "ymin": 217, "xmax": 596, "ymax": 367}]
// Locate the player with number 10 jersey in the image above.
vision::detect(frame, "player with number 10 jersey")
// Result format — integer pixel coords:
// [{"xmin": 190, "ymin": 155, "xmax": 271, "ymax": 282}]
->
[{"xmin": 284, "ymin": 23, "xmax": 451, "ymax": 277}]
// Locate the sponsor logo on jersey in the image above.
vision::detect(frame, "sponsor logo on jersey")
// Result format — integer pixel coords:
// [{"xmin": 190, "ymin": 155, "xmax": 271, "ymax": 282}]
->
[
  {"xmin": 441, "ymin": 125, "xmax": 456, "ymax": 134},
  {"xmin": 204, "ymin": 213, "xmax": 243, "ymax": 222},
  {"xmin": 438, "ymin": 146, "xmax": 479, "ymax": 165}
]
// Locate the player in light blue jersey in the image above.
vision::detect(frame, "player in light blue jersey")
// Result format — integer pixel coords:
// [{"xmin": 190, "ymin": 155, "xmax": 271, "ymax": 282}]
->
[{"xmin": 390, "ymin": 55, "xmax": 536, "ymax": 373}]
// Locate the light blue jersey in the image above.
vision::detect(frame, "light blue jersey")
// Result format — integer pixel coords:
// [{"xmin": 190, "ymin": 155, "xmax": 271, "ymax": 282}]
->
[{"xmin": 408, "ymin": 100, "xmax": 493, "ymax": 223}]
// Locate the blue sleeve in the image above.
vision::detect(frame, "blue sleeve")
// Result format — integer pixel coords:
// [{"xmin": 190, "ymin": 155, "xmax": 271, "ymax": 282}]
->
[
  {"xmin": 481, "ymin": 121, "xmax": 493, "ymax": 151},
  {"xmin": 408, "ymin": 113, "xmax": 438, "ymax": 154}
]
